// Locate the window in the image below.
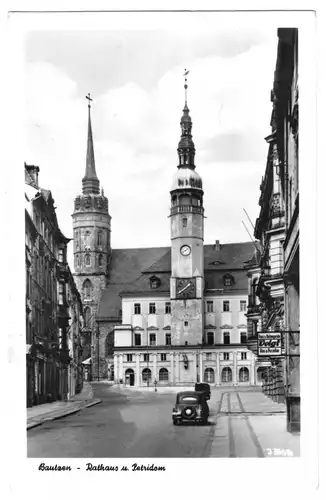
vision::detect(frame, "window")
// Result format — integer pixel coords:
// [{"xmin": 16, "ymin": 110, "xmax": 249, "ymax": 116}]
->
[
  {"xmin": 223, "ymin": 274, "xmax": 234, "ymax": 287},
  {"xmin": 184, "ymin": 321, "xmax": 188, "ymax": 327},
  {"xmin": 58, "ymin": 328, "xmax": 63, "ymax": 349},
  {"xmin": 222, "ymin": 367, "xmax": 232, "ymax": 382},
  {"xmin": 223, "ymin": 332, "xmax": 230, "ymax": 345},
  {"xmin": 240, "ymin": 332, "xmax": 247, "ymax": 344},
  {"xmin": 97, "ymin": 231, "xmax": 103, "ymax": 246},
  {"xmin": 223, "ymin": 301, "xmax": 230, "ymax": 312},
  {"xmin": 207, "ymin": 301, "xmax": 214, "ymax": 313},
  {"xmin": 241, "ymin": 352, "xmax": 247, "ymax": 360},
  {"xmin": 58, "ymin": 283, "xmax": 64, "ymax": 305},
  {"xmin": 83, "ymin": 279, "xmax": 92, "ymax": 298},
  {"xmin": 84, "ymin": 231, "xmax": 90, "ymax": 247},
  {"xmin": 149, "ymin": 276, "xmax": 161, "ymax": 289},
  {"xmin": 85, "ymin": 254, "xmax": 91, "ymax": 266},
  {"xmin": 165, "ymin": 333, "xmax": 171, "ymax": 345},
  {"xmin": 135, "ymin": 333, "xmax": 141, "ymax": 346},
  {"xmin": 159, "ymin": 368, "xmax": 169, "ymax": 381},
  {"xmin": 142, "ymin": 368, "xmax": 151, "ymax": 382},
  {"xmin": 206, "ymin": 332, "xmax": 214, "ymax": 345},
  {"xmin": 239, "ymin": 367, "xmax": 249, "ymax": 382},
  {"xmin": 58, "ymin": 248, "xmax": 64, "ymax": 263},
  {"xmin": 134, "ymin": 303, "xmax": 141, "ymax": 315},
  {"xmin": 165, "ymin": 302, "xmax": 171, "ymax": 314},
  {"xmin": 98, "ymin": 254, "xmax": 104, "ymax": 266},
  {"xmin": 144, "ymin": 354, "xmax": 150, "ymax": 362},
  {"xmin": 149, "ymin": 333, "xmax": 156, "ymax": 346},
  {"xmin": 84, "ymin": 307, "xmax": 91, "ymax": 328},
  {"xmin": 161, "ymin": 354, "xmax": 167, "ymax": 361},
  {"xmin": 206, "ymin": 353, "xmax": 212, "ymax": 360},
  {"xmin": 223, "ymin": 352, "xmax": 229, "ymax": 361},
  {"xmin": 126, "ymin": 354, "xmax": 133, "ymax": 362},
  {"xmin": 149, "ymin": 303, "xmax": 156, "ymax": 314},
  {"xmin": 240, "ymin": 300, "xmax": 247, "ymax": 312},
  {"xmin": 182, "ymin": 217, "xmax": 188, "ymax": 228},
  {"xmin": 204, "ymin": 368, "xmax": 215, "ymax": 383},
  {"xmin": 75, "ymin": 254, "xmax": 80, "ymax": 268}
]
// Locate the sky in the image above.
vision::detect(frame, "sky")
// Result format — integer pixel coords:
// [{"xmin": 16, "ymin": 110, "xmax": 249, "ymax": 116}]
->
[{"xmin": 23, "ymin": 13, "xmax": 280, "ymax": 269}]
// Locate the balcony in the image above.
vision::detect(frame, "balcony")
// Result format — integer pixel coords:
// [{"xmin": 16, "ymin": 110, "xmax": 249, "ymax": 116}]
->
[{"xmin": 170, "ymin": 205, "xmax": 204, "ymax": 216}]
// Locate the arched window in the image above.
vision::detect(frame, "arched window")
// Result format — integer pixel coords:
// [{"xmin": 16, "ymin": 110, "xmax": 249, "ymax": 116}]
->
[
  {"xmin": 204, "ymin": 368, "xmax": 215, "ymax": 383},
  {"xmin": 239, "ymin": 367, "xmax": 249, "ymax": 382},
  {"xmin": 98, "ymin": 254, "xmax": 104, "ymax": 267},
  {"xmin": 83, "ymin": 279, "xmax": 92, "ymax": 298},
  {"xmin": 85, "ymin": 254, "xmax": 91, "ymax": 266},
  {"xmin": 221, "ymin": 367, "xmax": 232, "ymax": 383},
  {"xmin": 142, "ymin": 368, "xmax": 152, "ymax": 383},
  {"xmin": 84, "ymin": 306, "xmax": 91, "ymax": 328},
  {"xmin": 159, "ymin": 368, "xmax": 169, "ymax": 381}
]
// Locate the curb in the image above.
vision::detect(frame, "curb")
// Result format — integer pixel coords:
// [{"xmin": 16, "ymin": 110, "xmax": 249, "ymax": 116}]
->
[{"xmin": 27, "ymin": 399, "xmax": 103, "ymax": 430}]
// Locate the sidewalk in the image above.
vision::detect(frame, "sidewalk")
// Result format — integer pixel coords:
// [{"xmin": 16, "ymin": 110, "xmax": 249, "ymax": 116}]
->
[
  {"xmin": 210, "ymin": 390, "xmax": 299, "ymax": 458},
  {"xmin": 27, "ymin": 382, "xmax": 102, "ymax": 430}
]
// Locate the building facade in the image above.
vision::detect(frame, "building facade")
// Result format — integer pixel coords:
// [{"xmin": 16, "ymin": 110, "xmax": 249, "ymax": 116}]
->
[
  {"xmin": 25, "ymin": 163, "xmax": 82, "ymax": 406},
  {"xmin": 246, "ymin": 28, "xmax": 299, "ymax": 432}
]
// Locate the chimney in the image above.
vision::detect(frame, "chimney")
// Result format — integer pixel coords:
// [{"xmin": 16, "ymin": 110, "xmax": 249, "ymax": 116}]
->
[
  {"xmin": 25, "ymin": 162, "xmax": 40, "ymax": 188},
  {"xmin": 215, "ymin": 240, "xmax": 220, "ymax": 251}
]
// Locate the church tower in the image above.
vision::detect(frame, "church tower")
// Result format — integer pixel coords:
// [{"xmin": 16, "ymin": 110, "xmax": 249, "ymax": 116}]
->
[
  {"xmin": 72, "ymin": 95, "xmax": 111, "ymax": 371},
  {"xmin": 170, "ymin": 73, "xmax": 204, "ymax": 346}
]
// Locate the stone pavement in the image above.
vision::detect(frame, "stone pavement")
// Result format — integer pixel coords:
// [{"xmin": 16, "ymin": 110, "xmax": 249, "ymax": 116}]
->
[{"xmin": 27, "ymin": 382, "xmax": 102, "ymax": 430}]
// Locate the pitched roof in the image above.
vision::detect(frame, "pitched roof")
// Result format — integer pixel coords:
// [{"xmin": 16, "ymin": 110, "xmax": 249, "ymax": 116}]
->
[{"xmin": 108, "ymin": 247, "xmax": 169, "ymax": 283}]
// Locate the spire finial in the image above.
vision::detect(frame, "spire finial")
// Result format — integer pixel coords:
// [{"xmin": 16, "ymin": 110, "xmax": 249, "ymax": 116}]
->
[
  {"xmin": 86, "ymin": 92, "xmax": 93, "ymax": 109},
  {"xmin": 183, "ymin": 69, "xmax": 189, "ymax": 105}
]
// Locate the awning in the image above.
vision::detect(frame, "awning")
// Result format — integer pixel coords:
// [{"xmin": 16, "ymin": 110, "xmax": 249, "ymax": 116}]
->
[{"xmin": 82, "ymin": 357, "xmax": 92, "ymax": 365}]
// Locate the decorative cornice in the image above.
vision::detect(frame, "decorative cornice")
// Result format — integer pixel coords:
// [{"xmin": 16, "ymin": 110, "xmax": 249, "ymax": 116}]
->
[
  {"xmin": 162, "ymin": 325, "xmax": 171, "ymax": 330},
  {"xmin": 133, "ymin": 326, "xmax": 144, "ymax": 331},
  {"xmin": 237, "ymin": 324, "xmax": 247, "ymax": 329},
  {"xmin": 204, "ymin": 324, "xmax": 217, "ymax": 329},
  {"xmin": 147, "ymin": 326, "xmax": 159, "ymax": 331},
  {"xmin": 220, "ymin": 324, "xmax": 233, "ymax": 329}
]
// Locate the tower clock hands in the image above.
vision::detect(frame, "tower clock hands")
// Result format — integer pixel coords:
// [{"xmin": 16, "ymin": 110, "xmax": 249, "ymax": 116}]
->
[{"xmin": 177, "ymin": 283, "xmax": 191, "ymax": 295}]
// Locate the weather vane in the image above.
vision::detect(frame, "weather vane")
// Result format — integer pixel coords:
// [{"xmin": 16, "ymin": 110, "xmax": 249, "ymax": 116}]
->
[
  {"xmin": 183, "ymin": 69, "xmax": 189, "ymax": 103},
  {"xmin": 86, "ymin": 92, "xmax": 93, "ymax": 108}
]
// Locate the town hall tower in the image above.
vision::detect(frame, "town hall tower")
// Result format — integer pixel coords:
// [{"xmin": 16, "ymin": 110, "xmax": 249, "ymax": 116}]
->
[{"xmin": 170, "ymin": 75, "xmax": 205, "ymax": 347}]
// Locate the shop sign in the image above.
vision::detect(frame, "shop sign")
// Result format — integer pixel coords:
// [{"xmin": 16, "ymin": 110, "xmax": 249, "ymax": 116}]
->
[{"xmin": 257, "ymin": 332, "xmax": 282, "ymax": 356}]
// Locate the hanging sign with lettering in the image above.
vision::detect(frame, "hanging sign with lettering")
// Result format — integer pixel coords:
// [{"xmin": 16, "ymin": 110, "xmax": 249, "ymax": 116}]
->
[{"xmin": 257, "ymin": 332, "xmax": 282, "ymax": 356}]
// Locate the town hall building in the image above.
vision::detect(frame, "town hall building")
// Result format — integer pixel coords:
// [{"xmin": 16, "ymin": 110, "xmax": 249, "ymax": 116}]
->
[{"xmin": 72, "ymin": 84, "xmax": 268, "ymax": 387}]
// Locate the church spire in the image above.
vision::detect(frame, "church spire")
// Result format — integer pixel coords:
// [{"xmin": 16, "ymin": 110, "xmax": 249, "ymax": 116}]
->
[
  {"xmin": 177, "ymin": 70, "xmax": 196, "ymax": 169},
  {"xmin": 82, "ymin": 93, "xmax": 100, "ymax": 195}
]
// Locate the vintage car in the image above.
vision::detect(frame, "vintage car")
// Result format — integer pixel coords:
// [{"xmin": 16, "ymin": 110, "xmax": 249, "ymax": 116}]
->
[
  {"xmin": 172, "ymin": 391, "xmax": 209, "ymax": 425},
  {"xmin": 194, "ymin": 382, "xmax": 211, "ymax": 401}
]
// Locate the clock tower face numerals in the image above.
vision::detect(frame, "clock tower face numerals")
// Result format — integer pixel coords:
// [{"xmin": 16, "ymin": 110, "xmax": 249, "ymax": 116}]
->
[
  {"xmin": 180, "ymin": 245, "xmax": 191, "ymax": 256},
  {"xmin": 176, "ymin": 278, "xmax": 196, "ymax": 299}
]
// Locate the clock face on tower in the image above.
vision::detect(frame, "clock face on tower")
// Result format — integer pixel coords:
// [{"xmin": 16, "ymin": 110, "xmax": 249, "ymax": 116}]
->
[
  {"xmin": 176, "ymin": 278, "xmax": 196, "ymax": 299},
  {"xmin": 180, "ymin": 244, "xmax": 191, "ymax": 256}
]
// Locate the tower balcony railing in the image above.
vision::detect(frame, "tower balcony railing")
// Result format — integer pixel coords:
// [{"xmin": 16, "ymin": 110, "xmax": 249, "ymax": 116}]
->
[{"xmin": 170, "ymin": 205, "xmax": 204, "ymax": 216}]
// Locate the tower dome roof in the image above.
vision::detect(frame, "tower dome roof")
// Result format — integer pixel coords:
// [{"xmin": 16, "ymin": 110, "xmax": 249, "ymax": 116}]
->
[{"xmin": 171, "ymin": 167, "xmax": 202, "ymax": 191}]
